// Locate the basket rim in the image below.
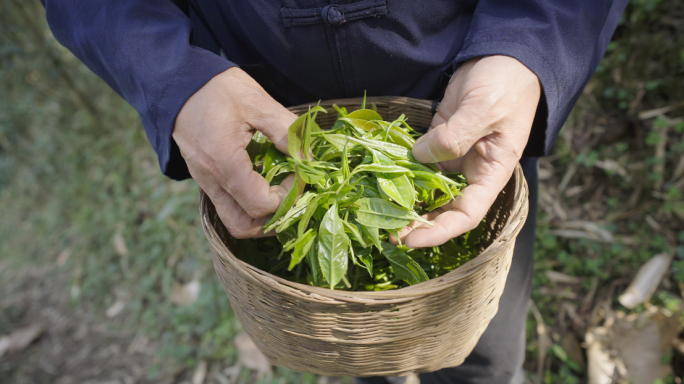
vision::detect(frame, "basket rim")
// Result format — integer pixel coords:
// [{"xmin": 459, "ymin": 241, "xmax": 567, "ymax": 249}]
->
[
  {"xmin": 200, "ymin": 97, "xmax": 530, "ymax": 304},
  {"xmin": 288, "ymin": 95, "xmax": 435, "ymax": 109}
]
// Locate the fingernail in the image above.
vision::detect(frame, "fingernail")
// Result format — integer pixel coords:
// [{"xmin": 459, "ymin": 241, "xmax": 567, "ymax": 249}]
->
[{"xmin": 414, "ymin": 142, "xmax": 438, "ymax": 163}]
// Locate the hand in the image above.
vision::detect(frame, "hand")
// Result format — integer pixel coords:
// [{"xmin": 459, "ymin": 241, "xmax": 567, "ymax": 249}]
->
[
  {"xmin": 401, "ymin": 55, "xmax": 541, "ymax": 248},
  {"xmin": 173, "ymin": 67, "xmax": 297, "ymax": 238}
]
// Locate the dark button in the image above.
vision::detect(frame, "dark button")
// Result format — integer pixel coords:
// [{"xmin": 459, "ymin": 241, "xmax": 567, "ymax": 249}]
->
[{"xmin": 323, "ymin": 5, "xmax": 345, "ymax": 26}]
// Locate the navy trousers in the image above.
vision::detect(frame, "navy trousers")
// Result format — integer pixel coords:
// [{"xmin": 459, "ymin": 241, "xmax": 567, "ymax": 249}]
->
[{"xmin": 356, "ymin": 157, "xmax": 539, "ymax": 384}]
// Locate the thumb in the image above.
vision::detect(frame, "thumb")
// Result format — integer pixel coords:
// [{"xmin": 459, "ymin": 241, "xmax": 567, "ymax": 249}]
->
[{"xmin": 412, "ymin": 106, "xmax": 485, "ymax": 163}]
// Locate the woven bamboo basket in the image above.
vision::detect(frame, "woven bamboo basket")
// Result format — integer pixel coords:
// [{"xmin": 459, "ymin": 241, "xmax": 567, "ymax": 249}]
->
[{"xmin": 200, "ymin": 96, "xmax": 529, "ymax": 377}]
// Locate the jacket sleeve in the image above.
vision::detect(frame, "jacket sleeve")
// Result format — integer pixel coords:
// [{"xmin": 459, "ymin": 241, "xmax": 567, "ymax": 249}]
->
[
  {"xmin": 41, "ymin": 0, "xmax": 235, "ymax": 179},
  {"xmin": 449, "ymin": 0, "xmax": 629, "ymax": 156}
]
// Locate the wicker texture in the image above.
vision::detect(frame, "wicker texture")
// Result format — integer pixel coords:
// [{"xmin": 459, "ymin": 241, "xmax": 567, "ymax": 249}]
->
[{"xmin": 200, "ymin": 96, "xmax": 530, "ymax": 377}]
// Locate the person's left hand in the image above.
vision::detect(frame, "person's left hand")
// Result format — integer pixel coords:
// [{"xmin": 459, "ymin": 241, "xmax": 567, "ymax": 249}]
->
[{"xmin": 399, "ymin": 55, "xmax": 541, "ymax": 248}]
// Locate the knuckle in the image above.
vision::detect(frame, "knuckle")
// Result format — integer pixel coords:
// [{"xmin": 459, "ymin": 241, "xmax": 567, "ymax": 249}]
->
[
  {"xmin": 224, "ymin": 220, "xmax": 250, "ymax": 239},
  {"xmin": 458, "ymin": 209, "xmax": 482, "ymax": 232},
  {"xmin": 230, "ymin": 228, "xmax": 249, "ymax": 239},
  {"xmin": 437, "ymin": 128, "xmax": 466, "ymax": 158},
  {"xmin": 244, "ymin": 204, "xmax": 270, "ymax": 219},
  {"xmin": 465, "ymin": 220, "xmax": 480, "ymax": 232}
]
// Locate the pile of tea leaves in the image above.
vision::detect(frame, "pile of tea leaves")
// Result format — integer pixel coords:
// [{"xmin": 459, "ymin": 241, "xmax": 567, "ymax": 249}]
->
[{"xmin": 238, "ymin": 99, "xmax": 485, "ymax": 291}]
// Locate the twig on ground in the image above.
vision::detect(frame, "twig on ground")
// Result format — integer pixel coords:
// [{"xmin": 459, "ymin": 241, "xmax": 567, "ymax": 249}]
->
[
  {"xmin": 529, "ymin": 299, "xmax": 550, "ymax": 384},
  {"xmin": 638, "ymin": 101, "xmax": 684, "ymax": 120},
  {"xmin": 581, "ymin": 277, "xmax": 600, "ymax": 315}
]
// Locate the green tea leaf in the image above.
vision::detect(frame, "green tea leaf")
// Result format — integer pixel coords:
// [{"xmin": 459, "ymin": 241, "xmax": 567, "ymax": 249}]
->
[
  {"xmin": 296, "ymin": 162, "xmax": 326, "ymax": 184},
  {"xmin": 276, "ymin": 227, "xmax": 297, "ymax": 248},
  {"xmin": 338, "ymin": 117, "xmax": 381, "ymax": 132},
  {"xmin": 376, "ymin": 174, "xmax": 415, "ymax": 209},
  {"xmin": 357, "ymin": 247, "xmax": 374, "ymax": 277},
  {"xmin": 287, "ymin": 114, "xmax": 307, "ymax": 161},
  {"xmin": 352, "ymin": 198, "xmax": 430, "ymax": 228},
  {"xmin": 246, "ymin": 132, "xmax": 268, "ymax": 165},
  {"xmin": 264, "ymin": 162, "xmax": 293, "ymax": 184},
  {"xmin": 466, "ymin": 220, "xmax": 486, "ymax": 248},
  {"xmin": 306, "ymin": 238, "xmax": 323, "ymax": 286},
  {"xmin": 412, "ymin": 172, "xmax": 443, "ymax": 190},
  {"xmin": 342, "ymin": 220, "xmax": 367, "ymax": 248},
  {"xmin": 262, "ymin": 168, "xmax": 302, "ymax": 233},
  {"xmin": 288, "ymin": 229, "xmax": 317, "ymax": 270},
  {"xmin": 304, "ymin": 106, "xmax": 326, "ymax": 161},
  {"xmin": 371, "ymin": 149, "xmax": 395, "ymax": 166},
  {"xmin": 425, "ymin": 185, "xmax": 461, "ymax": 211},
  {"xmin": 318, "ymin": 204, "xmax": 350, "ymax": 288},
  {"xmin": 309, "ymin": 161, "xmax": 340, "ymax": 171},
  {"xmin": 262, "ymin": 144, "xmax": 287, "ymax": 175},
  {"xmin": 274, "ymin": 191, "xmax": 316, "ymax": 233},
  {"xmin": 333, "ymin": 104, "xmax": 348, "ymax": 117},
  {"xmin": 358, "ymin": 223, "xmax": 381, "ymax": 251},
  {"xmin": 288, "ymin": 106, "xmax": 327, "ymax": 162},
  {"xmin": 323, "ymin": 134, "xmax": 409, "ymax": 160},
  {"xmin": 341, "ymin": 141, "xmax": 351, "ymax": 180},
  {"xmin": 346, "ymin": 109, "xmax": 383, "ymax": 121},
  {"xmin": 351, "ymin": 164, "xmax": 414, "ymax": 176},
  {"xmin": 298, "ymin": 192, "xmax": 333, "ymax": 237},
  {"xmin": 336, "ymin": 163, "xmax": 413, "ymax": 194},
  {"xmin": 381, "ymin": 242, "xmax": 429, "ymax": 285},
  {"xmin": 373, "ymin": 122, "xmax": 416, "ymax": 149}
]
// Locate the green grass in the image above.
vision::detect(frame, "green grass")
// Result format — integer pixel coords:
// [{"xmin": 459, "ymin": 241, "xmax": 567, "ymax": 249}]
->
[{"xmin": 1, "ymin": 0, "xmax": 683, "ymax": 383}]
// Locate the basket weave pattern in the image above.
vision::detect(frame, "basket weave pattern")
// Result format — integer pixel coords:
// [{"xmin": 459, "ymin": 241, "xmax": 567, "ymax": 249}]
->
[{"xmin": 200, "ymin": 96, "xmax": 529, "ymax": 377}]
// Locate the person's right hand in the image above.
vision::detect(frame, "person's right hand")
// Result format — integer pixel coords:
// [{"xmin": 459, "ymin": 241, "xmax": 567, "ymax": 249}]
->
[{"xmin": 172, "ymin": 67, "xmax": 298, "ymax": 239}]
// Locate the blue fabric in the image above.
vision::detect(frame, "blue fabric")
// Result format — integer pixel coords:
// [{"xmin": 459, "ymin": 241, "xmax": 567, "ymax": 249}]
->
[{"xmin": 42, "ymin": 0, "xmax": 628, "ymax": 180}]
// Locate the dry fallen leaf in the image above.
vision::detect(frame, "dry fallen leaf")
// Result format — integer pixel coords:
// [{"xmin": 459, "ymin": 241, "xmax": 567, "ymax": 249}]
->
[
  {"xmin": 619, "ymin": 252, "xmax": 672, "ymax": 309},
  {"xmin": 170, "ymin": 279, "xmax": 201, "ymax": 306},
  {"xmin": 56, "ymin": 248, "xmax": 71, "ymax": 266},
  {"xmin": 538, "ymin": 167, "xmax": 554, "ymax": 181},
  {"xmin": 614, "ymin": 307, "xmax": 681, "ymax": 384},
  {"xmin": 546, "ymin": 270, "xmax": 582, "ymax": 284},
  {"xmin": 106, "ymin": 299, "xmax": 126, "ymax": 318},
  {"xmin": 113, "ymin": 232, "xmax": 129, "ymax": 257},
  {"xmin": 586, "ymin": 326, "xmax": 617, "ymax": 384},
  {"xmin": 586, "ymin": 306, "xmax": 681, "ymax": 384},
  {"xmin": 70, "ymin": 283, "xmax": 81, "ymax": 300},
  {"xmin": 0, "ymin": 324, "xmax": 46, "ymax": 358},
  {"xmin": 595, "ymin": 159, "xmax": 627, "ymax": 177},
  {"xmin": 192, "ymin": 360, "xmax": 208, "ymax": 384},
  {"xmin": 557, "ymin": 221, "xmax": 615, "ymax": 243},
  {"xmin": 234, "ymin": 332, "xmax": 271, "ymax": 375},
  {"xmin": 552, "ymin": 229, "xmax": 606, "ymax": 243}
]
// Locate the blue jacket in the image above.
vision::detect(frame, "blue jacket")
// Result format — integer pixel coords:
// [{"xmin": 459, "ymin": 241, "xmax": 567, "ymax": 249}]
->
[{"xmin": 42, "ymin": 0, "xmax": 628, "ymax": 180}]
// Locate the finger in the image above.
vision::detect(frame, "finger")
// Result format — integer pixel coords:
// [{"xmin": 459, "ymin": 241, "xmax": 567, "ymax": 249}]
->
[
  {"xmin": 412, "ymin": 108, "xmax": 486, "ymax": 163},
  {"xmin": 186, "ymin": 144, "xmax": 289, "ymax": 220},
  {"xmin": 211, "ymin": 187, "xmax": 275, "ymax": 239},
  {"xmin": 215, "ymin": 145, "xmax": 295, "ymax": 219},
  {"xmin": 391, "ymin": 208, "xmax": 448, "ymax": 245},
  {"xmin": 389, "ymin": 220, "xmax": 422, "ymax": 245},
  {"xmin": 404, "ymin": 156, "xmax": 514, "ymax": 248},
  {"xmin": 403, "ymin": 186, "xmax": 489, "ymax": 248},
  {"xmin": 203, "ymin": 174, "xmax": 296, "ymax": 239},
  {"xmin": 246, "ymin": 98, "xmax": 297, "ymax": 154}
]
